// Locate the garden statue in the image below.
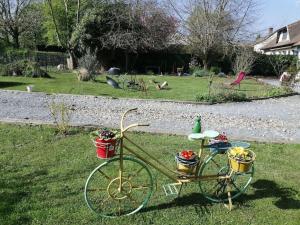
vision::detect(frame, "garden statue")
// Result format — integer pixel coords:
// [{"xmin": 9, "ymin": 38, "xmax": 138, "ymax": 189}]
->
[{"xmin": 192, "ymin": 116, "xmax": 201, "ymax": 133}]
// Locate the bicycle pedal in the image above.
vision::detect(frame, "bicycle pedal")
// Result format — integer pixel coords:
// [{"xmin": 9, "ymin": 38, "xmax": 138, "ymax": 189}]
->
[{"xmin": 162, "ymin": 183, "xmax": 179, "ymax": 196}]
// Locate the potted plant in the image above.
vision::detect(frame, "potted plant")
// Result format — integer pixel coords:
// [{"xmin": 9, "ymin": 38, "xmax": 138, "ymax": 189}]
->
[
  {"xmin": 228, "ymin": 147, "xmax": 255, "ymax": 172},
  {"xmin": 90, "ymin": 128, "xmax": 120, "ymax": 159}
]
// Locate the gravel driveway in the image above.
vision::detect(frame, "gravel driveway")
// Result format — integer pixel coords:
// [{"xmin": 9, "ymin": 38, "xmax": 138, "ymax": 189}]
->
[{"xmin": 1, "ymin": 90, "xmax": 300, "ymax": 143}]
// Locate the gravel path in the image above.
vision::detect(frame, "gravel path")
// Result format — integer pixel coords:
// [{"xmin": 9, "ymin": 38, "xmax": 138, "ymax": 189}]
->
[{"xmin": 1, "ymin": 90, "xmax": 300, "ymax": 143}]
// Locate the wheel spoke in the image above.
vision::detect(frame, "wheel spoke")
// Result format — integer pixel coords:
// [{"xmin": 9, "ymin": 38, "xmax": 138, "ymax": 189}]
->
[
  {"xmin": 86, "ymin": 188, "xmax": 107, "ymax": 192},
  {"xmin": 128, "ymin": 166, "xmax": 145, "ymax": 180},
  {"xmin": 97, "ymin": 169, "xmax": 111, "ymax": 180},
  {"xmin": 131, "ymin": 185, "xmax": 151, "ymax": 190},
  {"xmin": 199, "ymin": 154, "xmax": 254, "ymax": 203},
  {"xmin": 85, "ymin": 156, "xmax": 153, "ymax": 217}
]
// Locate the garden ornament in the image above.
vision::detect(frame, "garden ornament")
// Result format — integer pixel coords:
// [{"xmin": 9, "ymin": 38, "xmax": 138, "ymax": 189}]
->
[
  {"xmin": 156, "ymin": 81, "xmax": 168, "ymax": 90},
  {"xmin": 108, "ymin": 67, "xmax": 121, "ymax": 75},
  {"xmin": 106, "ymin": 76, "xmax": 120, "ymax": 89},
  {"xmin": 192, "ymin": 116, "xmax": 201, "ymax": 133}
]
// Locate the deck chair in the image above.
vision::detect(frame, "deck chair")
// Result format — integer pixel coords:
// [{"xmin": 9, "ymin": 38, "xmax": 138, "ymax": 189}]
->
[{"xmin": 230, "ymin": 71, "xmax": 246, "ymax": 89}]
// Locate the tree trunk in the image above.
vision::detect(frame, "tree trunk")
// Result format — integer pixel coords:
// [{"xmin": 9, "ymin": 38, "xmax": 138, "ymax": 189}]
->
[
  {"xmin": 67, "ymin": 50, "xmax": 78, "ymax": 70},
  {"xmin": 203, "ymin": 58, "xmax": 208, "ymax": 70},
  {"xmin": 12, "ymin": 32, "xmax": 20, "ymax": 48},
  {"xmin": 125, "ymin": 50, "xmax": 129, "ymax": 72}
]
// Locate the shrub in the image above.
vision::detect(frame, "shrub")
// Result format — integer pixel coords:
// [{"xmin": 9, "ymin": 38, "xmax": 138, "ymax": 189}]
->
[
  {"xmin": 210, "ymin": 66, "xmax": 221, "ymax": 75},
  {"xmin": 48, "ymin": 101, "xmax": 72, "ymax": 135},
  {"xmin": 146, "ymin": 70, "xmax": 155, "ymax": 75},
  {"xmin": 78, "ymin": 51, "xmax": 99, "ymax": 81},
  {"xmin": 193, "ymin": 68, "xmax": 212, "ymax": 77},
  {"xmin": 252, "ymin": 54, "xmax": 297, "ymax": 76},
  {"xmin": 264, "ymin": 87, "xmax": 293, "ymax": 97},
  {"xmin": 196, "ymin": 90, "xmax": 248, "ymax": 103},
  {"xmin": 77, "ymin": 68, "xmax": 91, "ymax": 81},
  {"xmin": 0, "ymin": 60, "xmax": 49, "ymax": 78}
]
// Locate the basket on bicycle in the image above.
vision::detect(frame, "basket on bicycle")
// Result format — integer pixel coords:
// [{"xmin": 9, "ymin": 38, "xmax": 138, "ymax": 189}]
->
[
  {"xmin": 90, "ymin": 129, "xmax": 120, "ymax": 159},
  {"xmin": 175, "ymin": 150, "xmax": 199, "ymax": 174},
  {"xmin": 228, "ymin": 147, "xmax": 255, "ymax": 173}
]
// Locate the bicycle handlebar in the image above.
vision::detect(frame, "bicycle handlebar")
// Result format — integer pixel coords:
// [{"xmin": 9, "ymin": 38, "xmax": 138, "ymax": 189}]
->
[{"xmin": 120, "ymin": 108, "xmax": 150, "ymax": 133}]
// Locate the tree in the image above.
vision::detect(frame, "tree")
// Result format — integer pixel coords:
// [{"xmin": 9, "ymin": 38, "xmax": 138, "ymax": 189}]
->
[
  {"xmin": 166, "ymin": 0, "xmax": 258, "ymax": 69},
  {"xmin": 268, "ymin": 55, "xmax": 296, "ymax": 77},
  {"xmin": 72, "ymin": 0, "xmax": 177, "ymax": 71},
  {"xmin": 0, "ymin": 0, "xmax": 41, "ymax": 48},
  {"xmin": 232, "ymin": 46, "xmax": 255, "ymax": 74},
  {"xmin": 44, "ymin": 0, "xmax": 91, "ymax": 69}
]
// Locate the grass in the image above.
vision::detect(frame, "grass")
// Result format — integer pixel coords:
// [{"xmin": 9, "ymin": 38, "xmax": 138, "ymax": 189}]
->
[
  {"xmin": 0, "ymin": 72, "xmax": 292, "ymax": 102},
  {"xmin": 0, "ymin": 123, "xmax": 299, "ymax": 225}
]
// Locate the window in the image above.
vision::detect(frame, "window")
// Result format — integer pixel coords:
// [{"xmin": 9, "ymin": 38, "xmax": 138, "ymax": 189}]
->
[{"xmin": 282, "ymin": 31, "xmax": 287, "ymax": 40}]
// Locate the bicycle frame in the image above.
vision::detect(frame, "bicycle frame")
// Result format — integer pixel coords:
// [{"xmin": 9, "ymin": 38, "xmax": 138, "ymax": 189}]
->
[{"xmin": 118, "ymin": 108, "xmax": 230, "ymax": 185}]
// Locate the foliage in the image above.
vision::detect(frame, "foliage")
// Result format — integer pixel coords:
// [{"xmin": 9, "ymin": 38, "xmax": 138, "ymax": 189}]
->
[
  {"xmin": 0, "ymin": 49, "xmax": 67, "ymax": 67},
  {"xmin": 193, "ymin": 68, "xmax": 213, "ymax": 77},
  {"xmin": 210, "ymin": 66, "xmax": 221, "ymax": 75},
  {"xmin": 196, "ymin": 90, "xmax": 247, "ymax": 103},
  {"xmin": 264, "ymin": 87, "xmax": 293, "ymax": 97},
  {"xmin": 48, "ymin": 100, "xmax": 72, "ymax": 134},
  {"xmin": 0, "ymin": 60, "xmax": 50, "ymax": 78},
  {"xmin": 72, "ymin": 1, "xmax": 177, "ymax": 57},
  {"xmin": 78, "ymin": 50, "xmax": 100, "ymax": 81},
  {"xmin": 252, "ymin": 54, "xmax": 297, "ymax": 76},
  {"xmin": 232, "ymin": 46, "xmax": 256, "ymax": 74},
  {"xmin": 0, "ymin": 0, "xmax": 43, "ymax": 48}
]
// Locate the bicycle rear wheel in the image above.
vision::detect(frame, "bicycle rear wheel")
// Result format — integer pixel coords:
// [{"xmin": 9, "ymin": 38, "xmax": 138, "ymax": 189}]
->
[
  {"xmin": 199, "ymin": 152, "xmax": 254, "ymax": 203},
  {"xmin": 84, "ymin": 156, "xmax": 154, "ymax": 217}
]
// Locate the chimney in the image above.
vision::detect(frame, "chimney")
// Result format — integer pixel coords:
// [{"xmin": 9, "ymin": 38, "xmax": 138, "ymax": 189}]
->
[{"xmin": 268, "ymin": 27, "xmax": 273, "ymax": 34}]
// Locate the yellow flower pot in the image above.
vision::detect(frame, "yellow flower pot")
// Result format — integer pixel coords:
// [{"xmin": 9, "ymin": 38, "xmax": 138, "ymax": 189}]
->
[{"xmin": 228, "ymin": 149, "xmax": 255, "ymax": 173}]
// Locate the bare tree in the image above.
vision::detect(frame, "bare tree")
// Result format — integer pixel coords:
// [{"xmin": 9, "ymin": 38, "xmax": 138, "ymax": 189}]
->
[
  {"xmin": 232, "ymin": 46, "xmax": 255, "ymax": 74},
  {"xmin": 166, "ymin": 0, "xmax": 258, "ymax": 69},
  {"xmin": 0, "ymin": 0, "xmax": 38, "ymax": 48}
]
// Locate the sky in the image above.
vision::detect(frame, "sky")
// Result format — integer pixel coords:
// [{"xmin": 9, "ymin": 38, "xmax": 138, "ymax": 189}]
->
[{"xmin": 255, "ymin": 0, "xmax": 300, "ymax": 34}]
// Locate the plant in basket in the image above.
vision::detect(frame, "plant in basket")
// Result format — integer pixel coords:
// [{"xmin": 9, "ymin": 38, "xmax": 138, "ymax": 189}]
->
[
  {"xmin": 228, "ymin": 147, "xmax": 255, "ymax": 172},
  {"xmin": 90, "ymin": 128, "xmax": 120, "ymax": 159},
  {"xmin": 175, "ymin": 150, "xmax": 199, "ymax": 174},
  {"xmin": 209, "ymin": 132, "xmax": 228, "ymax": 144}
]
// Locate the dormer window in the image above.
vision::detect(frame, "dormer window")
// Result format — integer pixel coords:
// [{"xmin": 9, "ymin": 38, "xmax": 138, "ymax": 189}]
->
[{"xmin": 278, "ymin": 29, "xmax": 288, "ymax": 42}]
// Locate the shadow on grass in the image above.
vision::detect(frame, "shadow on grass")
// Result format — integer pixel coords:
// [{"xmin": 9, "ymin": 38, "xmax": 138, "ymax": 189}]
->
[
  {"xmin": 141, "ymin": 179, "xmax": 300, "ymax": 215},
  {"xmin": 0, "ymin": 81, "xmax": 26, "ymax": 88},
  {"xmin": 237, "ymin": 179, "xmax": 300, "ymax": 210},
  {"xmin": 140, "ymin": 193, "xmax": 211, "ymax": 215}
]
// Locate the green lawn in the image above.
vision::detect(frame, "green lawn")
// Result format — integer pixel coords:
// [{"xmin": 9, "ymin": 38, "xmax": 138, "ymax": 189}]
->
[
  {"xmin": 0, "ymin": 124, "xmax": 299, "ymax": 225},
  {"xmin": 0, "ymin": 72, "xmax": 291, "ymax": 101}
]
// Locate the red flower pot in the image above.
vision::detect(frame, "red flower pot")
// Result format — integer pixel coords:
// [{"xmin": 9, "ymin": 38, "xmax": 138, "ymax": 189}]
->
[{"xmin": 95, "ymin": 138, "xmax": 117, "ymax": 159}]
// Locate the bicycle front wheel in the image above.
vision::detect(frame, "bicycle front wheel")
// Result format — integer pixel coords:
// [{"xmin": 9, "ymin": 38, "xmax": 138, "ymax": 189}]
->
[
  {"xmin": 199, "ymin": 152, "xmax": 254, "ymax": 203},
  {"xmin": 84, "ymin": 156, "xmax": 154, "ymax": 217}
]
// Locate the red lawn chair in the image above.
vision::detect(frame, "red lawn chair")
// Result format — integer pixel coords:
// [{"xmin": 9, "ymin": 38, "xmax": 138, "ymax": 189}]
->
[{"xmin": 230, "ymin": 71, "xmax": 246, "ymax": 88}]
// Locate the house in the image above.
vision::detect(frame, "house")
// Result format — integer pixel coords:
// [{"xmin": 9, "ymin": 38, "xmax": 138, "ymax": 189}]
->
[{"xmin": 254, "ymin": 20, "xmax": 300, "ymax": 59}]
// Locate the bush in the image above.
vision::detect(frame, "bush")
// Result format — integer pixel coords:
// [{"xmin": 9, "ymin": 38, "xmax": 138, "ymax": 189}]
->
[
  {"xmin": 78, "ymin": 51, "xmax": 99, "ymax": 81},
  {"xmin": 264, "ymin": 87, "xmax": 293, "ymax": 97},
  {"xmin": 210, "ymin": 66, "xmax": 221, "ymax": 75},
  {"xmin": 193, "ymin": 68, "xmax": 212, "ymax": 77},
  {"xmin": 0, "ymin": 60, "xmax": 49, "ymax": 78},
  {"xmin": 196, "ymin": 90, "xmax": 248, "ymax": 103},
  {"xmin": 252, "ymin": 54, "xmax": 297, "ymax": 76}
]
